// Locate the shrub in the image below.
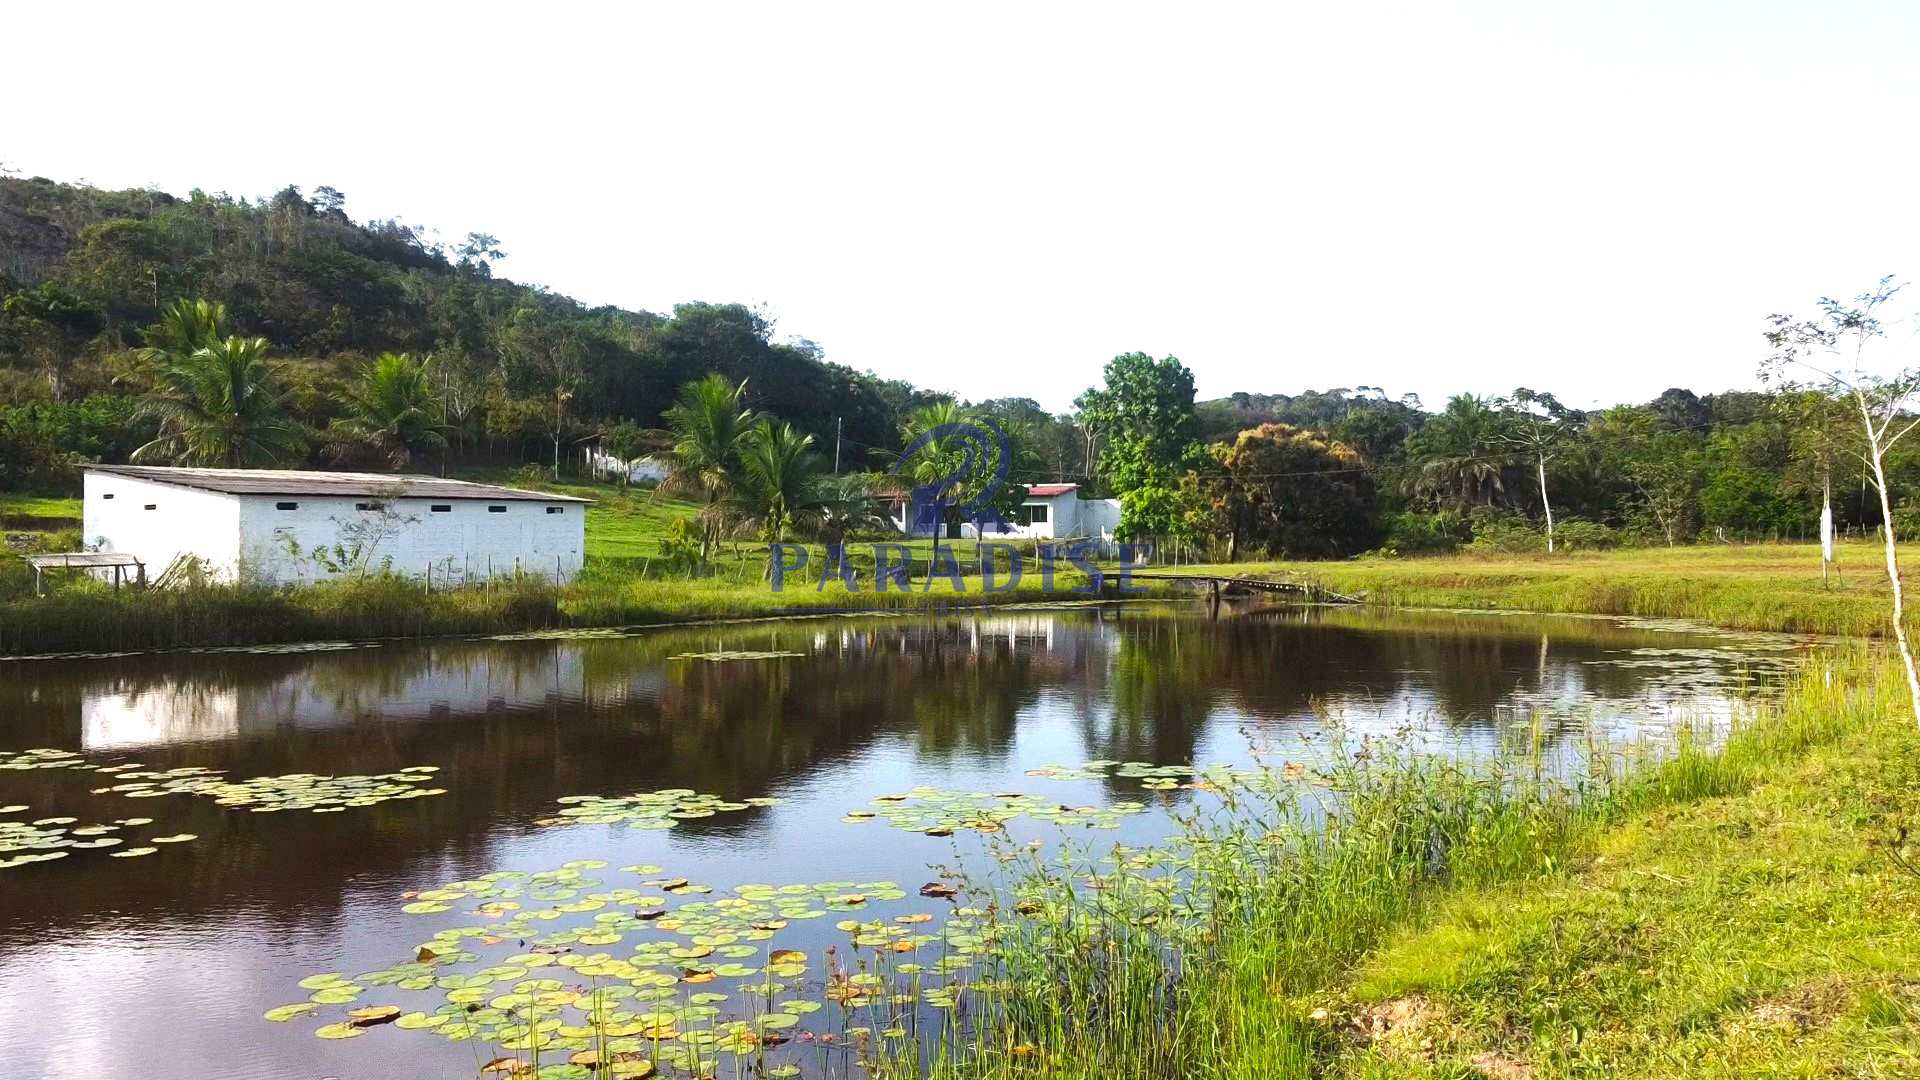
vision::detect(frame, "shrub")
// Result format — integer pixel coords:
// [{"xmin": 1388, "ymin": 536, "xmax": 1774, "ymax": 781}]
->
[
  {"xmin": 1551, "ymin": 518, "xmax": 1618, "ymax": 551},
  {"xmin": 1379, "ymin": 510, "xmax": 1471, "ymax": 555},
  {"xmin": 1466, "ymin": 517, "xmax": 1544, "ymax": 554},
  {"xmin": 512, "ymin": 463, "xmax": 555, "ymax": 490}
]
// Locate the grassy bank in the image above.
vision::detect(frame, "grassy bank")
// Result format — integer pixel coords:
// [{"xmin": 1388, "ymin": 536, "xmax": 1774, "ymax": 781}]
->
[
  {"xmin": 0, "ymin": 567, "xmax": 1137, "ymax": 656},
  {"xmin": 0, "ymin": 484, "xmax": 1145, "ymax": 655},
  {"xmin": 1219, "ymin": 539, "xmax": 1917, "ymax": 637},
  {"xmin": 9, "ymin": 478, "xmax": 1913, "ymax": 652},
  {"xmin": 894, "ymin": 649, "xmax": 1919, "ymax": 1078}
]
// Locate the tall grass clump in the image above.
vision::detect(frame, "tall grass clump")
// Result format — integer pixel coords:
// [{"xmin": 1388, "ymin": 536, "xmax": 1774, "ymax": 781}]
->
[{"xmin": 897, "ymin": 649, "xmax": 1897, "ymax": 1080}]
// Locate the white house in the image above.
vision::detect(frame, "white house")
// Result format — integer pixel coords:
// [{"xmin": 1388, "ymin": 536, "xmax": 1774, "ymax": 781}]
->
[
  {"xmin": 82, "ymin": 466, "xmax": 589, "ymax": 585},
  {"xmin": 888, "ymin": 482, "xmax": 1123, "ymax": 552}
]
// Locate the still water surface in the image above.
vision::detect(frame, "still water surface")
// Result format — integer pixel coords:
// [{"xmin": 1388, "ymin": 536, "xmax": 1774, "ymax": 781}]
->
[{"xmin": 0, "ymin": 605, "xmax": 1806, "ymax": 1079}]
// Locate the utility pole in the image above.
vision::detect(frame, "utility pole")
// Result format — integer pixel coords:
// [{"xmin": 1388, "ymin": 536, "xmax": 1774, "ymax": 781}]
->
[{"xmin": 834, "ymin": 416, "xmax": 842, "ymax": 475}]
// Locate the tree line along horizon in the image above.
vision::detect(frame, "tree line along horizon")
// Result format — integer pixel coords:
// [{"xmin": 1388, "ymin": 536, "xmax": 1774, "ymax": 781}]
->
[{"xmin": 0, "ymin": 174, "xmax": 1908, "ymax": 562}]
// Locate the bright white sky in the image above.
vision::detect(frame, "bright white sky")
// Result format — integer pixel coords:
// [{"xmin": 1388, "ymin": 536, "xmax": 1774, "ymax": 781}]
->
[{"xmin": 7, "ymin": 1, "xmax": 1920, "ymax": 414}]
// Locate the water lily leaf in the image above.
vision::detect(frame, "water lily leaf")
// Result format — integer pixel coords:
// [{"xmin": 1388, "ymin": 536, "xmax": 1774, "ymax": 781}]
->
[
  {"xmin": 149, "ymin": 834, "xmax": 197, "ymax": 844},
  {"xmin": 314, "ymin": 1022, "xmax": 364, "ymax": 1040},
  {"xmin": 109, "ymin": 847, "xmax": 157, "ymax": 858},
  {"xmin": 263, "ymin": 1002, "xmax": 319, "ymax": 1022},
  {"xmin": 348, "ymin": 1005, "xmax": 402, "ymax": 1027}
]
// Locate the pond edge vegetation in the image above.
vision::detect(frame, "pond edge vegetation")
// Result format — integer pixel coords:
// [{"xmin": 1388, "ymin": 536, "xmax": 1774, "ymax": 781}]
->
[{"xmin": 881, "ymin": 647, "xmax": 1919, "ymax": 1079}]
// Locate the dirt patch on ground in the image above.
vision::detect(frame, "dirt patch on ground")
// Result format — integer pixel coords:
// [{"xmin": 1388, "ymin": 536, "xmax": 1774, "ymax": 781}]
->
[
  {"xmin": 1746, "ymin": 974, "xmax": 1855, "ymax": 1033},
  {"xmin": 1339, "ymin": 995, "xmax": 1444, "ymax": 1061},
  {"xmin": 1470, "ymin": 1050, "xmax": 1533, "ymax": 1080}
]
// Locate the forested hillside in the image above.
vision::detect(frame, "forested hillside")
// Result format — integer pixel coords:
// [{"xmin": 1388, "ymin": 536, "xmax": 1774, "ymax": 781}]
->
[
  {"xmin": 0, "ymin": 175, "xmax": 935, "ymax": 470},
  {"xmin": 0, "ymin": 175, "xmax": 1909, "ymax": 561}
]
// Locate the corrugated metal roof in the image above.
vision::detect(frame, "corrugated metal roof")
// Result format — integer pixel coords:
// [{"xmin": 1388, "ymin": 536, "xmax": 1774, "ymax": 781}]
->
[
  {"xmin": 1025, "ymin": 483, "xmax": 1079, "ymax": 497},
  {"xmin": 86, "ymin": 466, "xmax": 590, "ymax": 503}
]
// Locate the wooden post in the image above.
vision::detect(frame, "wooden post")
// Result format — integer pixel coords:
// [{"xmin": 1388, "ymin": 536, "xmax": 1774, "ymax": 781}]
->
[
  {"xmin": 112, "ymin": 564, "xmax": 121, "ymax": 592},
  {"xmin": 34, "ymin": 564, "xmax": 43, "ymax": 597},
  {"xmin": 136, "ymin": 561, "xmax": 146, "ymax": 588}
]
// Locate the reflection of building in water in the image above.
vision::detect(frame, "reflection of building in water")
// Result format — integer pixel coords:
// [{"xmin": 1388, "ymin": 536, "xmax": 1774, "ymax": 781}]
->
[
  {"xmin": 78, "ymin": 647, "xmax": 621, "ymax": 749},
  {"xmin": 83, "ymin": 683, "xmax": 240, "ymax": 749}
]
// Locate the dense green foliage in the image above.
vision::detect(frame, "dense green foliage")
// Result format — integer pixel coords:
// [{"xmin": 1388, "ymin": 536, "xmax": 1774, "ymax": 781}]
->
[{"xmin": 3, "ymin": 175, "xmax": 1916, "ymax": 558}]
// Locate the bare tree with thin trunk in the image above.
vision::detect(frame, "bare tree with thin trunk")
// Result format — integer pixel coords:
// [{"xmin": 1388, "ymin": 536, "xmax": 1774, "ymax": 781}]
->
[
  {"xmin": 1766, "ymin": 276, "xmax": 1920, "ymax": 722},
  {"xmin": 1495, "ymin": 388, "xmax": 1579, "ymax": 553}
]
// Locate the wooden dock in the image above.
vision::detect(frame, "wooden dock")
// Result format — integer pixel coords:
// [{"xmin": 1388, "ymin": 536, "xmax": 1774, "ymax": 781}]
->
[{"xmin": 1127, "ymin": 572, "xmax": 1363, "ymax": 605}]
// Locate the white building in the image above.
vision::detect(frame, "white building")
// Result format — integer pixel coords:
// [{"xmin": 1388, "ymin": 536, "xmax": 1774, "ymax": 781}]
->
[
  {"xmin": 82, "ymin": 466, "xmax": 589, "ymax": 585},
  {"xmin": 586, "ymin": 447, "xmax": 670, "ymax": 486},
  {"xmin": 888, "ymin": 482, "xmax": 1123, "ymax": 552}
]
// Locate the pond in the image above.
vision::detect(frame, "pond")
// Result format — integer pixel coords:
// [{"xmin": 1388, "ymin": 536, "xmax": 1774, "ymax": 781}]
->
[{"xmin": 0, "ymin": 604, "xmax": 1809, "ymax": 1079}]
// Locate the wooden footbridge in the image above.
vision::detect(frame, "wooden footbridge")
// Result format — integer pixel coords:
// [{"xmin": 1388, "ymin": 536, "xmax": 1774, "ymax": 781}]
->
[{"xmin": 1126, "ymin": 572, "xmax": 1363, "ymax": 605}]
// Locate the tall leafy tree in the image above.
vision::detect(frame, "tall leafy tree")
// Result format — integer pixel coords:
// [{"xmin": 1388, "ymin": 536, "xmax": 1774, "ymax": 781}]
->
[
  {"xmin": 1076, "ymin": 353, "xmax": 1202, "ymax": 540},
  {"xmin": 1075, "ymin": 353, "xmax": 1201, "ymax": 495},
  {"xmin": 1589, "ymin": 406, "xmax": 1700, "ymax": 547},
  {"xmin": 1212, "ymin": 423, "xmax": 1380, "ymax": 558},
  {"xmin": 0, "ymin": 283, "xmax": 104, "ymax": 401},
  {"xmin": 326, "ymin": 352, "xmax": 448, "ymax": 470},
  {"xmin": 131, "ymin": 335, "xmax": 306, "ymax": 466},
  {"xmin": 1494, "ymin": 388, "xmax": 1581, "ymax": 552}
]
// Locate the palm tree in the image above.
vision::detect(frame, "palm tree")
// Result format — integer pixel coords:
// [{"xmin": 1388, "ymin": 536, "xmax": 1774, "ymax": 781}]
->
[
  {"xmin": 326, "ymin": 353, "xmax": 449, "ymax": 470},
  {"xmin": 897, "ymin": 401, "xmax": 970, "ymax": 560},
  {"xmin": 815, "ymin": 472, "xmax": 886, "ymax": 546},
  {"xmin": 736, "ymin": 418, "xmax": 823, "ymax": 546},
  {"xmin": 140, "ymin": 298, "xmax": 228, "ymax": 364},
  {"xmin": 1403, "ymin": 393, "xmax": 1511, "ymax": 511},
  {"xmin": 131, "ymin": 335, "xmax": 307, "ymax": 466},
  {"xmin": 661, "ymin": 374, "xmax": 755, "ymax": 563}
]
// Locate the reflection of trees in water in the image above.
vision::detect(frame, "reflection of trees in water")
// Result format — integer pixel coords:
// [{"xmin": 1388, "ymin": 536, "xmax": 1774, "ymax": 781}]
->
[
  {"xmin": 0, "ymin": 608, "xmax": 1764, "ymax": 949},
  {"xmin": 1085, "ymin": 620, "xmax": 1214, "ymax": 767},
  {"xmin": 0, "ymin": 619, "xmax": 1061, "ymax": 938}
]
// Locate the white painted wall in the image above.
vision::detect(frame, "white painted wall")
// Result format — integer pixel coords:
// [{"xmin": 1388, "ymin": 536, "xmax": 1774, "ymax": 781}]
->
[
  {"xmin": 83, "ymin": 472, "xmax": 242, "ymax": 578},
  {"xmin": 236, "ymin": 494, "xmax": 585, "ymax": 584},
  {"xmin": 81, "ymin": 471, "xmax": 586, "ymax": 585}
]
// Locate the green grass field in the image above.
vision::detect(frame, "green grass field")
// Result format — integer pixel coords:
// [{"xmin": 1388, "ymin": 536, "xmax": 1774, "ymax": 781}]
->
[
  {"xmin": 1321, "ymin": 651, "xmax": 1920, "ymax": 1077},
  {"xmin": 1208, "ymin": 540, "xmax": 1916, "ymax": 637},
  {"xmin": 887, "ymin": 650, "xmax": 1920, "ymax": 1079}
]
